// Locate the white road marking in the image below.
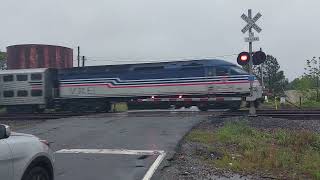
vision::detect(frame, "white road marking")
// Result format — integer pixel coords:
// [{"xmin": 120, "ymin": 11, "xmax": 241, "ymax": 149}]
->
[
  {"xmin": 142, "ymin": 151, "xmax": 166, "ymax": 180},
  {"xmin": 56, "ymin": 148, "xmax": 166, "ymax": 180}
]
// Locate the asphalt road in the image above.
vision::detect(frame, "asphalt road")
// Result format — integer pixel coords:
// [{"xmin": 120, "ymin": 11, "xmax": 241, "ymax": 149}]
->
[{"xmin": 19, "ymin": 111, "xmax": 208, "ymax": 180}]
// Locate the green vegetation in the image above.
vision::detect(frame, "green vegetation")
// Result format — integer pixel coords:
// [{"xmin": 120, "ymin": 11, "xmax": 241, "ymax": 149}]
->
[
  {"xmin": 287, "ymin": 57, "xmax": 320, "ymax": 107},
  {"xmin": 186, "ymin": 121, "xmax": 320, "ymax": 179},
  {"xmin": 0, "ymin": 51, "xmax": 6, "ymax": 70},
  {"xmin": 111, "ymin": 102, "xmax": 128, "ymax": 112},
  {"xmin": 243, "ymin": 54, "xmax": 288, "ymax": 97},
  {"xmin": 186, "ymin": 129, "xmax": 216, "ymax": 144}
]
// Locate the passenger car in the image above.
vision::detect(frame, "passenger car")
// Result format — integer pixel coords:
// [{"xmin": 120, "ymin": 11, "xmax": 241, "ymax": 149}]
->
[
  {"xmin": 0, "ymin": 68, "xmax": 58, "ymax": 113},
  {"xmin": 0, "ymin": 124, "xmax": 54, "ymax": 180}
]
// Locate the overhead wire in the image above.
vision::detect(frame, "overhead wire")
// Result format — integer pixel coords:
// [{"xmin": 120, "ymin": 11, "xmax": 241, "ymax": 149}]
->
[{"xmin": 76, "ymin": 53, "xmax": 238, "ymax": 63}]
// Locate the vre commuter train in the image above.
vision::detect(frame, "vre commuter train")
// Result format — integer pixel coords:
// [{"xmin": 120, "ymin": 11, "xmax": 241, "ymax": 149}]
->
[{"xmin": 0, "ymin": 59, "xmax": 263, "ymax": 113}]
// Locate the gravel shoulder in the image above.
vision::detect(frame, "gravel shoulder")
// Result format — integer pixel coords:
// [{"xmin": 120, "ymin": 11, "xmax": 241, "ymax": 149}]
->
[{"xmin": 159, "ymin": 116, "xmax": 320, "ymax": 180}]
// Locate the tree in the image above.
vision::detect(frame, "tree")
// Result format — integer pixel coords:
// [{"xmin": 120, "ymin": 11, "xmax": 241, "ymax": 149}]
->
[
  {"xmin": 0, "ymin": 51, "xmax": 7, "ymax": 70},
  {"xmin": 255, "ymin": 55, "xmax": 287, "ymax": 96},
  {"xmin": 304, "ymin": 57, "xmax": 320, "ymax": 78},
  {"xmin": 240, "ymin": 54, "xmax": 287, "ymax": 96},
  {"xmin": 303, "ymin": 56, "xmax": 320, "ymax": 100},
  {"xmin": 288, "ymin": 77, "xmax": 314, "ymax": 91}
]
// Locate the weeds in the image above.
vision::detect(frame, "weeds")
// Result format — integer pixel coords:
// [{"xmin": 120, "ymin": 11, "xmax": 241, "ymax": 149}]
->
[
  {"xmin": 187, "ymin": 121, "xmax": 320, "ymax": 179},
  {"xmin": 186, "ymin": 130, "xmax": 215, "ymax": 144}
]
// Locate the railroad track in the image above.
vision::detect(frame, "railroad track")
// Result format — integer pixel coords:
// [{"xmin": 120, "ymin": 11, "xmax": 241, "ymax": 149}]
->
[
  {"xmin": 221, "ymin": 109, "xmax": 320, "ymax": 120},
  {"xmin": 0, "ymin": 112, "xmax": 93, "ymax": 121},
  {"xmin": 2, "ymin": 109, "xmax": 320, "ymax": 121}
]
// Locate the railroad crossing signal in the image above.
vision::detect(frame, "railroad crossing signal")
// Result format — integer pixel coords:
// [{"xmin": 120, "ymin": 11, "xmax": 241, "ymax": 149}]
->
[
  {"xmin": 237, "ymin": 51, "xmax": 266, "ymax": 66},
  {"xmin": 240, "ymin": 9, "xmax": 263, "ymax": 117}
]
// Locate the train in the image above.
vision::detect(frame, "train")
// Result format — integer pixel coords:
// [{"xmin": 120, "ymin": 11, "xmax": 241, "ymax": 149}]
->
[{"xmin": 0, "ymin": 59, "xmax": 263, "ymax": 113}]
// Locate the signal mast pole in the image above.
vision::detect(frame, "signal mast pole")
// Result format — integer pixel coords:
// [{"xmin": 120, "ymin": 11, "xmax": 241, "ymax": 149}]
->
[
  {"xmin": 248, "ymin": 9, "xmax": 256, "ymax": 116},
  {"xmin": 260, "ymin": 47, "xmax": 264, "ymax": 89}
]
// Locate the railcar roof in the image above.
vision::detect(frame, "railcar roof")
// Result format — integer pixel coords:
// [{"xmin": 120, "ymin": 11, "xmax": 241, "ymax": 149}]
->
[
  {"xmin": 0, "ymin": 68, "xmax": 48, "ymax": 75},
  {"xmin": 61, "ymin": 59, "xmax": 235, "ymax": 72}
]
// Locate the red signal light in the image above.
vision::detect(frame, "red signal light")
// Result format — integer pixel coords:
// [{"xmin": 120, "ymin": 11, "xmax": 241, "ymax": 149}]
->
[
  {"xmin": 237, "ymin": 52, "xmax": 250, "ymax": 65},
  {"xmin": 240, "ymin": 55, "xmax": 248, "ymax": 61}
]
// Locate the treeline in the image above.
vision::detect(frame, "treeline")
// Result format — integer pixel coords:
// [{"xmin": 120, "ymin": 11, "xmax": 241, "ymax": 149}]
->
[{"xmin": 287, "ymin": 57, "xmax": 320, "ymax": 104}]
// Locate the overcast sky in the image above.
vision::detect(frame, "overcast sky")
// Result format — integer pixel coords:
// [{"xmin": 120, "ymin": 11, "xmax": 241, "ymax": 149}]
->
[{"xmin": 0, "ymin": 0, "xmax": 319, "ymax": 80}]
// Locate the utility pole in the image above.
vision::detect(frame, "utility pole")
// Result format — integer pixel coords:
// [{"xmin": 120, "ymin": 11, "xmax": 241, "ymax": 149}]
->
[
  {"xmin": 77, "ymin": 46, "xmax": 80, "ymax": 67},
  {"xmin": 317, "ymin": 76, "xmax": 319, "ymax": 101},
  {"xmin": 82, "ymin": 56, "xmax": 86, "ymax": 67}
]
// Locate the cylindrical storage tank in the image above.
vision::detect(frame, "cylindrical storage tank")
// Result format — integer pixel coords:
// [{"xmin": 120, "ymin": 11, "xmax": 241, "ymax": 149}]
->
[{"xmin": 7, "ymin": 44, "xmax": 73, "ymax": 69}]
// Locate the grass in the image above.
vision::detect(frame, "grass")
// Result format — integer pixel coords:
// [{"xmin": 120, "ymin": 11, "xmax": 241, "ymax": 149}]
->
[
  {"xmin": 186, "ymin": 130, "xmax": 215, "ymax": 144},
  {"xmin": 302, "ymin": 100, "xmax": 320, "ymax": 108},
  {"xmin": 186, "ymin": 121, "xmax": 320, "ymax": 179}
]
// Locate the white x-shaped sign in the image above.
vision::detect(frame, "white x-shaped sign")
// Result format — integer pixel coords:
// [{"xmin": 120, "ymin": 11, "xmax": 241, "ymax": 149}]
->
[{"xmin": 241, "ymin": 12, "xmax": 262, "ymax": 34}]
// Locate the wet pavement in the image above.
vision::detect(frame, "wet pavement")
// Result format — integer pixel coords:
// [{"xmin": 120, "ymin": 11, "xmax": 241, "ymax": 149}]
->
[{"xmin": 18, "ymin": 111, "xmax": 208, "ymax": 180}]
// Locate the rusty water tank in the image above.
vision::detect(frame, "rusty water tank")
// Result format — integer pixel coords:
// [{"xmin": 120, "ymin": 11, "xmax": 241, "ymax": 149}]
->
[{"xmin": 7, "ymin": 44, "xmax": 73, "ymax": 69}]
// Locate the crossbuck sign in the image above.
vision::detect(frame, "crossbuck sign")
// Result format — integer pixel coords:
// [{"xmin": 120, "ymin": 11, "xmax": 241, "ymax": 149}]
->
[{"xmin": 241, "ymin": 12, "xmax": 262, "ymax": 34}]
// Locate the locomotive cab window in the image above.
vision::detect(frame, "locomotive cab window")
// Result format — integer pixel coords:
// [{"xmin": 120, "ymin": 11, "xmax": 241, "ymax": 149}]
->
[
  {"xmin": 3, "ymin": 90, "xmax": 14, "ymax": 97},
  {"xmin": 31, "ymin": 74, "xmax": 42, "ymax": 81},
  {"xmin": 17, "ymin": 90, "xmax": 28, "ymax": 97},
  {"xmin": 31, "ymin": 89, "xmax": 43, "ymax": 97},
  {"xmin": 17, "ymin": 74, "xmax": 28, "ymax": 81},
  {"xmin": 3, "ymin": 75, "xmax": 13, "ymax": 82},
  {"xmin": 207, "ymin": 67, "xmax": 215, "ymax": 76}
]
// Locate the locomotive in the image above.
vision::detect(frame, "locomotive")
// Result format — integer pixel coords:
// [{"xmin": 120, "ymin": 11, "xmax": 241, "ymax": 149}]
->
[{"xmin": 0, "ymin": 59, "xmax": 263, "ymax": 113}]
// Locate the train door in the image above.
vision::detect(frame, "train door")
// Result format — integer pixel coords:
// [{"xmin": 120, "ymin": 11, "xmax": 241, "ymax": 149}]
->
[{"xmin": 45, "ymin": 69, "xmax": 59, "ymax": 108}]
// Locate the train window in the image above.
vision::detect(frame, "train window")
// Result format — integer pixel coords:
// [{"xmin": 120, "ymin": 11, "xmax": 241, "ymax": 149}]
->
[
  {"xmin": 3, "ymin": 91, "xmax": 14, "ymax": 97},
  {"xmin": 3, "ymin": 75, "xmax": 13, "ymax": 82},
  {"xmin": 17, "ymin": 90, "xmax": 28, "ymax": 97},
  {"xmin": 17, "ymin": 75, "xmax": 28, "ymax": 81},
  {"xmin": 31, "ymin": 89, "xmax": 43, "ymax": 97},
  {"xmin": 216, "ymin": 66, "xmax": 230, "ymax": 76},
  {"xmin": 207, "ymin": 67, "xmax": 215, "ymax": 76},
  {"xmin": 31, "ymin": 74, "xmax": 42, "ymax": 80},
  {"xmin": 230, "ymin": 66, "xmax": 248, "ymax": 75}
]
